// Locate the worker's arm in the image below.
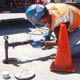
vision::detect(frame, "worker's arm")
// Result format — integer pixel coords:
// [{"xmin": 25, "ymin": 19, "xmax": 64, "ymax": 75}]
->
[
  {"xmin": 30, "ymin": 39, "xmax": 57, "ymax": 48},
  {"xmin": 43, "ymin": 22, "xmax": 70, "ymax": 47},
  {"xmin": 43, "ymin": 32, "xmax": 52, "ymax": 40},
  {"xmin": 44, "ymin": 39, "xmax": 57, "ymax": 46}
]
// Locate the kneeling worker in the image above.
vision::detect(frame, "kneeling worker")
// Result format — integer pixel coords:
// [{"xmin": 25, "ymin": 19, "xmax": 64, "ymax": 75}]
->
[{"xmin": 26, "ymin": 3, "xmax": 80, "ymax": 56}]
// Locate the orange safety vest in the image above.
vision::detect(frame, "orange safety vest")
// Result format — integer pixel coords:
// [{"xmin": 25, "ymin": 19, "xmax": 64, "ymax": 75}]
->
[{"xmin": 46, "ymin": 3, "xmax": 80, "ymax": 32}]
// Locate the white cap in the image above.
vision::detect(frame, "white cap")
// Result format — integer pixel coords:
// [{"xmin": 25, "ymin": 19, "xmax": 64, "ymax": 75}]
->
[{"xmin": 2, "ymin": 71, "xmax": 10, "ymax": 79}]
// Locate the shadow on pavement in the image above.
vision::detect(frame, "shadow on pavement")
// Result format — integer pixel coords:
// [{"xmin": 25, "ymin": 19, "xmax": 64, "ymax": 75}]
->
[
  {"xmin": 15, "ymin": 54, "xmax": 80, "ymax": 74},
  {"xmin": 4, "ymin": 53, "xmax": 56, "ymax": 67},
  {"xmin": 0, "ymin": 19, "xmax": 33, "ymax": 36}
]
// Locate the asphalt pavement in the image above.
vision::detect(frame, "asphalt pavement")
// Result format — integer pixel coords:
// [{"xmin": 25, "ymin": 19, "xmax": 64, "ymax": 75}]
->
[{"xmin": 0, "ymin": 18, "xmax": 80, "ymax": 80}]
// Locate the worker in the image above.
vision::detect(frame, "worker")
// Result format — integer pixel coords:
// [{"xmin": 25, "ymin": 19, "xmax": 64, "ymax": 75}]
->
[{"xmin": 26, "ymin": 3, "xmax": 80, "ymax": 56}]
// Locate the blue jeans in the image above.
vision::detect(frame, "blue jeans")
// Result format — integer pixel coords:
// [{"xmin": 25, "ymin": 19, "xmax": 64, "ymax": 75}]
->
[{"xmin": 69, "ymin": 28, "xmax": 80, "ymax": 55}]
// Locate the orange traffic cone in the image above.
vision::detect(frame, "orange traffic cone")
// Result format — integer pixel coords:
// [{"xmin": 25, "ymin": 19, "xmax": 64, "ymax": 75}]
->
[{"xmin": 50, "ymin": 24, "xmax": 77, "ymax": 72}]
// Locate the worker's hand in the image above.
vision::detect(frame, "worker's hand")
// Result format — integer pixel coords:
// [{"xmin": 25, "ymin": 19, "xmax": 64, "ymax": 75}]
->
[
  {"xmin": 30, "ymin": 40, "xmax": 44, "ymax": 48},
  {"xmin": 43, "ymin": 32, "xmax": 51, "ymax": 40},
  {"xmin": 76, "ymin": 28, "xmax": 80, "ymax": 37}
]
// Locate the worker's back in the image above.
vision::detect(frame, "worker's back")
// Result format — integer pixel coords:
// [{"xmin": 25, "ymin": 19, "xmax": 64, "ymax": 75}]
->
[{"xmin": 46, "ymin": 3, "xmax": 80, "ymax": 31}]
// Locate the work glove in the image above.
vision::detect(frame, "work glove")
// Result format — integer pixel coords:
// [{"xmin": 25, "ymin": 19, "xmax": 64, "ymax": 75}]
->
[
  {"xmin": 76, "ymin": 28, "xmax": 80, "ymax": 37},
  {"xmin": 30, "ymin": 40, "xmax": 44, "ymax": 48},
  {"xmin": 43, "ymin": 32, "xmax": 51, "ymax": 40}
]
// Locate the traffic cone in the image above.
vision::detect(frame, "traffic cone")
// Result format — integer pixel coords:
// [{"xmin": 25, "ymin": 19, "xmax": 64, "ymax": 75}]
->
[{"xmin": 50, "ymin": 24, "xmax": 77, "ymax": 72}]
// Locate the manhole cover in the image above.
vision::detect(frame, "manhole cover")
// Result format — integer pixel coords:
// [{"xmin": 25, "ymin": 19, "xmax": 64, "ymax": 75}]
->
[{"xmin": 14, "ymin": 69, "xmax": 35, "ymax": 80}]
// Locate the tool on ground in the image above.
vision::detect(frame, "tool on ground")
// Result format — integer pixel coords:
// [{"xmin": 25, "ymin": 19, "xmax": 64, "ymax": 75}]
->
[
  {"xmin": 3, "ymin": 36, "xmax": 33, "ymax": 64},
  {"xmin": 3, "ymin": 27, "xmax": 56, "ymax": 64}
]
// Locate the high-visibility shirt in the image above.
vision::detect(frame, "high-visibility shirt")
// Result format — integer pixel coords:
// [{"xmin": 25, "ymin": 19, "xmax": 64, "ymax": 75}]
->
[{"xmin": 46, "ymin": 3, "xmax": 80, "ymax": 32}]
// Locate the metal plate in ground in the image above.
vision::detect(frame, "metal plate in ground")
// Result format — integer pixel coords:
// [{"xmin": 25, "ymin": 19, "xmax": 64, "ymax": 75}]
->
[{"xmin": 14, "ymin": 69, "xmax": 35, "ymax": 80}]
